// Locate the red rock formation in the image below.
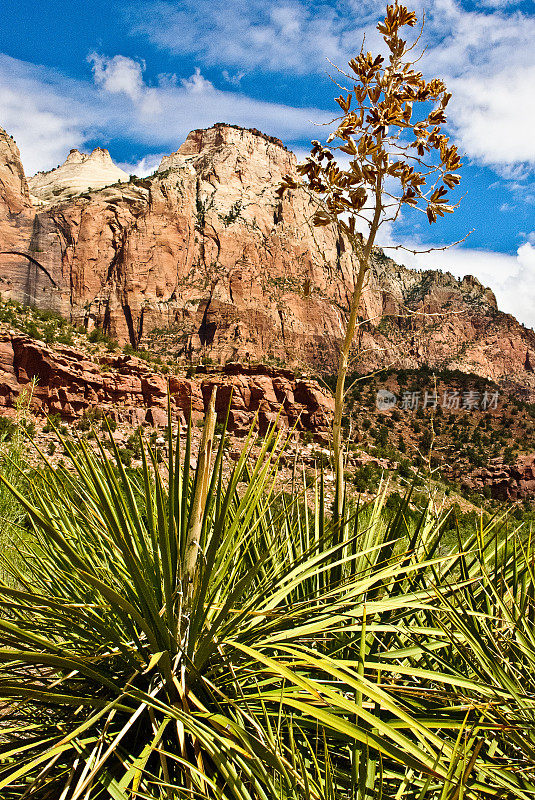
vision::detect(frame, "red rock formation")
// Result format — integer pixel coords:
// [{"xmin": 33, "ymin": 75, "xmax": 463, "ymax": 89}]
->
[
  {"xmin": 0, "ymin": 331, "xmax": 334, "ymax": 435},
  {"xmin": 0, "ymin": 128, "xmax": 39, "ymax": 304},
  {"xmin": 0, "ymin": 129, "xmax": 31, "ymax": 214},
  {"xmin": 1, "ymin": 122, "xmax": 535, "ymax": 396},
  {"xmin": 463, "ymin": 456, "xmax": 535, "ymax": 500}
]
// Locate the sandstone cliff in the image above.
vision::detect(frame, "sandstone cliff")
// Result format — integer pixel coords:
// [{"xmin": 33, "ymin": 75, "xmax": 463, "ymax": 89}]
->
[
  {"xmin": 0, "ymin": 128, "xmax": 43, "ymax": 310},
  {"xmin": 1, "ymin": 122, "xmax": 534, "ymax": 396},
  {"xmin": 0, "ymin": 330, "xmax": 333, "ymax": 436}
]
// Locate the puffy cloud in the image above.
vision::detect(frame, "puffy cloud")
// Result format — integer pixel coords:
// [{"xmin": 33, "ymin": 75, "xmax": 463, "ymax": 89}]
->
[
  {"xmin": 0, "ymin": 53, "xmax": 330, "ymax": 175},
  {"xmin": 0, "ymin": 55, "xmax": 88, "ymax": 175},
  {"xmin": 117, "ymin": 153, "xmax": 166, "ymax": 177},
  {"xmin": 89, "ymin": 53, "xmax": 145, "ymax": 100},
  {"xmin": 180, "ymin": 67, "xmax": 214, "ymax": 94},
  {"xmin": 450, "ymin": 65, "xmax": 535, "ymax": 167},
  {"xmin": 389, "ymin": 239, "xmax": 535, "ymax": 330}
]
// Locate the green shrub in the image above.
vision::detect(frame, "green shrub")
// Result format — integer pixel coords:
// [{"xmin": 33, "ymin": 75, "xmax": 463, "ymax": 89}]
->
[
  {"xmin": 101, "ymin": 416, "xmax": 117, "ymax": 432},
  {"xmin": 43, "ymin": 321, "xmax": 57, "ymax": 344},
  {"xmin": 20, "ymin": 419, "xmax": 35, "ymax": 437},
  {"xmin": 1, "ymin": 418, "xmax": 535, "ymax": 796},
  {"xmin": 24, "ymin": 320, "xmax": 40, "ymax": 339},
  {"xmin": 0, "ymin": 416, "xmax": 17, "ymax": 441},
  {"xmin": 88, "ymin": 327, "xmax": 117, "ymax": 349},
  {"xmin": 117, "ymin": 446, "xmax": 134, "ymax": 466},
  {"xmin": 397, "ymin": 458, "xmax": 412, "ymax": 478},
  {"xmin": 76, "ymin": 415, "xmax": 91, "ymax": 432},
  {"xmin": 56, "ymin": 327, "xmax": 74, "ymax": 345},
  {"xmin": 43, "ymin": 414, "xmax": 61, "ymax": 433},
  {"xmin": 126, "ymin": 428, "xmax": 143, "ymax": 458}
]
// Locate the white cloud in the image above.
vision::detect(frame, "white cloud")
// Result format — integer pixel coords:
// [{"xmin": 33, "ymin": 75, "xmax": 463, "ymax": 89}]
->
[
  {"xmin": 117, "ymin": 154, "xmax": 166, "ymax": 177},
  {"xmin": 89, "ymin": 53, "xmax": 145, "ymax": 100},
  {"xmin": 413, "ymin": 1, "xmax": 535, "ymax": 169},
  {"xmin": 89, "ymin": 53, "xmax": 164, "ymax": 117},
  {"xmin": 180, "ymin": 67, "xmax": 214, "ymax": 94},
  {"xmin": 0, "ymin": 55, "xmax": 88, "ymax": 175},
  {"xmin": 222, "ymin": 70, "xmax": 246, "ymax": 86},
  {"xmin": 449, "ymin": 66, "xmax": 535, "ymax": 167},
  {"xmin": 0, "ymin": 53, "xmax": 331, "ymax": 175},
  {"xmin": 389, "ymin": 239, "xmax": 535, "ymax": 330},
  {"xmin": 130, "ymin": 0, "xmax": 352, "ymax": 73},
  {"xmin": 478, "ymin": 0, "xmax": 524, "ymax": 8}
]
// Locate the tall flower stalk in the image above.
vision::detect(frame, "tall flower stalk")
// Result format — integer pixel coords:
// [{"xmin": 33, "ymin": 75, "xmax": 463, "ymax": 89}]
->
[{"xmin": 279, "ymin": 2, "xmax": 463, "ymax": 519}]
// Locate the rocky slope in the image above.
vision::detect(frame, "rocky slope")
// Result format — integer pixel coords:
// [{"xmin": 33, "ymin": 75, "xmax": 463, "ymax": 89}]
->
[{"xmin": 1, "ymin": 122, "xmax": 535, "ymax": 396}]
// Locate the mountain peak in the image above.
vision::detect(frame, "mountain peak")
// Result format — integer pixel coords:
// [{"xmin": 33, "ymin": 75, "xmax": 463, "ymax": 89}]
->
[
  {"xmin": 28, "ymin": 147, "xmax": 128, "ymax": 205},
  {"xmin": 64, "ymin": 149, "xmax": 84, "ymax": 165},
  {"xmin": 182, "ymin": 123, "xmax": 288, "ymax": 152},
  {"xmin": 158, "ymin": 123, "xmax": 296, "ymax": 175}
]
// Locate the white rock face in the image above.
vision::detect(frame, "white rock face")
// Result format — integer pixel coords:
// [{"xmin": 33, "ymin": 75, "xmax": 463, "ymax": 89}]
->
[
  {"xmin": 157, "ymin": 151, "xmax": 190, "ymax": 173},
  {"xmin": 28, "ymin": 148, "xmax": 129, "ymax": 205}
]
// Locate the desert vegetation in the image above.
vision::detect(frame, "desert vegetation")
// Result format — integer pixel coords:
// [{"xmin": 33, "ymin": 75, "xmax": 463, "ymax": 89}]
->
[
  {"xmin": 2, "ymin": 405, "xmax": 535, "ymax": 797},
  {"xmin": 279, "ymin": 1, "xmax": 463, "ymax": 519},
  {"xmin": 1, "ymin": 4, "xmax": 534, "ymax": 798}
]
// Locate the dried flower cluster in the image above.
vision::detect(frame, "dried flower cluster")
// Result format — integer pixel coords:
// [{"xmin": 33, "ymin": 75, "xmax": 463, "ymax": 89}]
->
[
  {"xmin": 278, "ymin": 2, "xmax": 463, "ymax": 521},
  {"xmin": 278, "ymin": 2, "xmax": 462, "ymax": 233}
]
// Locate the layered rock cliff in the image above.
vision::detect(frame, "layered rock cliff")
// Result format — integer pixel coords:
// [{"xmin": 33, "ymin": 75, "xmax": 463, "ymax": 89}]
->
[
  {"xmin": 463, "ymin": 456, "xmax": 535, "ymax": 501},
  {"xmin": 1, "ymin": 122, "xmax": 535, "ymax": 395},
  {"xmin": 0, "ymin": 330, "xmax": 334, "ymax": 436}
]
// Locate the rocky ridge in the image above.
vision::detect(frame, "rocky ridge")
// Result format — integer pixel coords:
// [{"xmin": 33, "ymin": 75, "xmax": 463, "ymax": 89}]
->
[
  {"xmin": 0, "ymin": 328, "xmax": 334, "ymax": 436},
  {"xmin": 1, "ymin": 122, "xmax": 535, "ymax": 397}
]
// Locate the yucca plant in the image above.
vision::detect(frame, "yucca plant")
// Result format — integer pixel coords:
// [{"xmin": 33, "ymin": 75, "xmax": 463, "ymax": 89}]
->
[
  {"xmin": 0, "ymin": 382, "xmax": 38, "ymax": 583},
  {"xmin": 0, "ymin": 400, "xmax": 528, "ymax": 799},
  {"xmin": 357, "ymin": 508, "xmax": 535, "ymax": 799},
  {"xmin": 417, "ymin": 521, "xmax": 535, "ymax": 798}
]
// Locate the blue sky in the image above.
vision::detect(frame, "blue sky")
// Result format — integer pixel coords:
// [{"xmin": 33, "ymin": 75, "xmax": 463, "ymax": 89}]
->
[{"xmin": 1, "ymin": 0, "xmax": 534, "ymax": 326}]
